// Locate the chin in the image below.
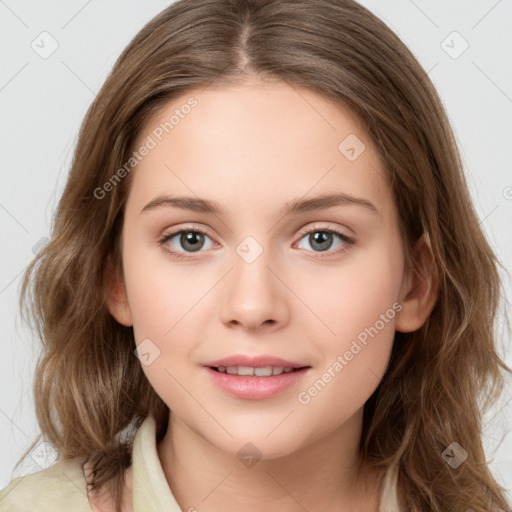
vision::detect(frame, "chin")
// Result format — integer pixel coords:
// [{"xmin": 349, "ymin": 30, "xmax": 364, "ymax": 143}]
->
[{"xmin": 213, "ymin": 433, "xmax": 304, "ymax": 463}]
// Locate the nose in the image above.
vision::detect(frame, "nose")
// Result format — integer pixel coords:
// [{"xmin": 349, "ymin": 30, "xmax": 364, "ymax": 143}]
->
[{"xmin": 219, "ymin": 247, "xmax": 289, "ymax": 331}]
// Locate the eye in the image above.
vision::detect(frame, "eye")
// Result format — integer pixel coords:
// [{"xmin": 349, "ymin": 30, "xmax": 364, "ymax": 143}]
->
[
  {"xmin": 295, "ymin": 224, "xmax": 354, "ymax": 259},
  {"xmin": 159, "ymin": 227, "xmax": 217, "ymax": 259},
  {"xmin": 158, "ymin": 224, "xmax": 354, "ymax": 261}
]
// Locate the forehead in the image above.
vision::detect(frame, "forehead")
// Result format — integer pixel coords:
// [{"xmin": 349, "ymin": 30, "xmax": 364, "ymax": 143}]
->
[{"xmin": 127, "ymin": 81, "xmax": 394, "ymax": 222}]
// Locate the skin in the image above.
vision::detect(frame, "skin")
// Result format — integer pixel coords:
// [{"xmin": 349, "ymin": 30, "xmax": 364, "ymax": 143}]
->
[{"xmin": 107, "ymin": 77, "xmax": 436, "ymax": 511}]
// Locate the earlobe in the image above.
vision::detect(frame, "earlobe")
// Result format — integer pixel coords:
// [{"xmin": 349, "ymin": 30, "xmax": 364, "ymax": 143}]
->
[
  {"xmin": 105, "ymin": 255, "xmax": 133, "ymax": 327},
  {"xmin": 395, "ymin": 233, "xmax": 438, "ymax": 333}
]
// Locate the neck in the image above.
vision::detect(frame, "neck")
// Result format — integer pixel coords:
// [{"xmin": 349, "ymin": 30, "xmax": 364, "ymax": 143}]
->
[{"xmin": 157, "ymin": 408, "xmax": 384, "ymax": 512}]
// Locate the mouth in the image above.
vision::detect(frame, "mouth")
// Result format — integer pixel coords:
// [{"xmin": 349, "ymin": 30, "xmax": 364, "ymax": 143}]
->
[
  {"xmin": 204, "ymin": 365, "xmax": 312, "ymax": 400},
  {"xmin": 208, "ymin": 365, "xmax": 309, "ymax": 376}
]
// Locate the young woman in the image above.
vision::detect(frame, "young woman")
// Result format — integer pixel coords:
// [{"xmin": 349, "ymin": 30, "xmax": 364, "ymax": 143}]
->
[{"xmin": 1, "ymin": 1, "xmax": 510, "ymax": 511}]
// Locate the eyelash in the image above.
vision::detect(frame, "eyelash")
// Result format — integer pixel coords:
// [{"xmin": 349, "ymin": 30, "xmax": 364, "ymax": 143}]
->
[{"xmin": 158, "ymin": 224, "xmax": 355, "ymax": 261}]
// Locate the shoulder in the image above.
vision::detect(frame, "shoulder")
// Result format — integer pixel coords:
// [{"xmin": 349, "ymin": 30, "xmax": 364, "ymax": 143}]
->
[{"xmin": 0, "ymin": 458, "xmax": 92, "ymax": 512}]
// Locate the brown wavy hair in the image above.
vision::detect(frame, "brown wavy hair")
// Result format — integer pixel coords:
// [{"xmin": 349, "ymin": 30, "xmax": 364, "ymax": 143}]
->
[{"xmin": 15, "ymin": 0, "xmax": 511, "ymax": 510}]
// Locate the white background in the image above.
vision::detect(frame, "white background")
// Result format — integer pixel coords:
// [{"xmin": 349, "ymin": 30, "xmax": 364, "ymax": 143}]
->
[{"xmin": 1, "ymin": 0, "xmax": 511, "ymax": 497}]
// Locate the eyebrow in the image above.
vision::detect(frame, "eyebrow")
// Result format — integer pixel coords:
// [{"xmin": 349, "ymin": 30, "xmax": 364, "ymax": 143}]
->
[{"xmin": 140, "ymin": 192, "xmax": 379, "ymax": 217}]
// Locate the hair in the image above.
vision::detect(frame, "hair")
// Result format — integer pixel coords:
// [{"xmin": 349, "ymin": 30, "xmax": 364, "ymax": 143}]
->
[{"xmin": 15, "ymin": 0, "xmax": 511, "ymax": 511}]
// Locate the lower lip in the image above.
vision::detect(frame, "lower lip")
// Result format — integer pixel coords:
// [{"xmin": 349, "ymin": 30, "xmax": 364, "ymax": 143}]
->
[{"xmin": 204, "ymin": 366, "xmax": 310, "ymax": 400}]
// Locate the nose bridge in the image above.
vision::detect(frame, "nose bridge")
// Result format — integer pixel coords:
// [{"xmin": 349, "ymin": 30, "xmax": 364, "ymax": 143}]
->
[{"xmin": 220, "ymin": 235, "xmax": 287, "ymax": 328}]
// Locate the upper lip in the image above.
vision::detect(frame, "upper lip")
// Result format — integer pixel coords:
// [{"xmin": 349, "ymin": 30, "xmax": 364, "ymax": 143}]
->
[{"xmin": 204, "ymin": 355, "xmax": 308, "ymax": 369}]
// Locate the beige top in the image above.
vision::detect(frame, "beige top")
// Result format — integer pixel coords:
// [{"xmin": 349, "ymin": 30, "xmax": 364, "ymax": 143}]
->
[{"xmin": 0, "ymin": 416, "xmax": 401, "ymax": 511}]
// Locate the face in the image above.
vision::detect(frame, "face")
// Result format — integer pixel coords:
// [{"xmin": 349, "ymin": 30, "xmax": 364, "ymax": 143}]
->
[{"xmin": 108, "ymin": 79, "xmax": 424, "ymax": 461}]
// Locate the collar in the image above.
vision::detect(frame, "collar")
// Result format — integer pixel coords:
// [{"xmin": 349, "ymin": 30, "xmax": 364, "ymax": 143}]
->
[{"xmin": 132, "ymin": 415, "xmax": 182, "ymax": 511}]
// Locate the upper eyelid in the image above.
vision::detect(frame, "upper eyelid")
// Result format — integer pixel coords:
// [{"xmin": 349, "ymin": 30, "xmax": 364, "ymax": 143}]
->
[
  {"xmin": 297, "ymin": 222, "xmax": 350, "ymax": 236},
  {"xmin": 163, "ymin": 223, "xmax": 350, "ymax": 239}
]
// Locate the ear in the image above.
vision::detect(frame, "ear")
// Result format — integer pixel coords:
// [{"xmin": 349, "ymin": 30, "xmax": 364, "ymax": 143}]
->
[
  {"xmin": 395, "ymin": 232, "xmax": 438, "ymax": 333},
  {"xmin": 105, "ymin": 254, "xmax": 133, "ymax": 327}
]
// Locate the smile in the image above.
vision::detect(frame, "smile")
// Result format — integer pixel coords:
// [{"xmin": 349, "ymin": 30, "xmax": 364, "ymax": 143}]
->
[
  {"xmin": 205, "ymin": 366, "xmax": 311, "ymax": 400},
  {"xmin": 212, "ymin": 365, "xmax": 301, "ymax": 376}
]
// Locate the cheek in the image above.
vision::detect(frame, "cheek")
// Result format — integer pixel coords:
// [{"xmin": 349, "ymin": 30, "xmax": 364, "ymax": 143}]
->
[
  {"xmin": 123, "ymin": 236, "xmax": 209, "ymax": 338},
  {"xmin": 125, "ymin": 275, "xmax": 199, "ymax": 416},
  {"xmin": 335, "ymin": 259, "xmax": 400, "ymax": 341},
  {"xmin": 121, "ymin": 240, "xmax": 212, "ymax": 401},
  {"xmin": 123, "ymin": 242, "xmax": 190, "ymax": 382},
  {"xmin": 295, "ymin": 240, "xmax": 402, "ymax": 347},
  {"xmin": 292, "ymin": 244, "xmax": 401, "ymax": 413}
]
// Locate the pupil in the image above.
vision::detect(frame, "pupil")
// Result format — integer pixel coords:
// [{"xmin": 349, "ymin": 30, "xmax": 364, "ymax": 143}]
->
[
  {"xmin": 310, "ymin": 231, "xmax": 332, "ymax": 251},
  {"xmin": 181, "ymin": 231, "xmax": 204, "ymax": 252}
]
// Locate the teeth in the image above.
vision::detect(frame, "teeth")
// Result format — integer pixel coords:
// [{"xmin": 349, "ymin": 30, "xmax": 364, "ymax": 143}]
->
[{"xmin": 217, "ymin": 366, "xmax": 297, "ymax": 376}]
